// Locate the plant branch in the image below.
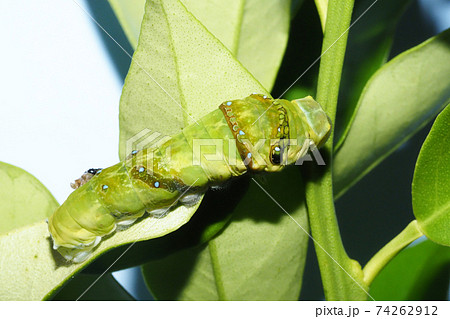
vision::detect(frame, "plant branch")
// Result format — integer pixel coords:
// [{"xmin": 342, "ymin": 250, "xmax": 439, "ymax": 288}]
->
[
  {"xmin": 363, "ymin": 220, "xmax": 423, "ymax": 286},
  {"xmin": 304, "ymin": 0, "xmax": 369, "ymax": 300}
]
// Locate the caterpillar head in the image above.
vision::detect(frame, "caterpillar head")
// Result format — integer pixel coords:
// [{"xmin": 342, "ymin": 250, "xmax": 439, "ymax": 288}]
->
[
  {"xmin": 290, "ymin": 96, "xmax": 332, "ymax": 149},
  {"xmin": 232, "ymin": 94, "xmax": 331, "ymax": 172},
  {"xmin": 277, "ymin": 96, "xmax": 331, "ymax": 166}
]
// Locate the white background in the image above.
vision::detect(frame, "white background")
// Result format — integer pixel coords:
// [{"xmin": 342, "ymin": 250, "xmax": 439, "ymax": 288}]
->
[
  {"xmin": 0, "ymin": 0, "xmax": 135, "ymax": 296},
  {"xmin": 0, "ymin": 0, "xmax": 122, "ymax": 204}
]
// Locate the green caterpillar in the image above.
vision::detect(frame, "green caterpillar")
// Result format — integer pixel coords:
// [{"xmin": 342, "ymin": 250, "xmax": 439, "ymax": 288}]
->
[{"xmin": 48, "ymin": 94, "xmax": 331, "ymax": 262}]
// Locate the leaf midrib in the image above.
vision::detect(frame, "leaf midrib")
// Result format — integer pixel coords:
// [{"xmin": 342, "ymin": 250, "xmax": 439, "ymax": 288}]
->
[
  {"xmin": 160, "ymin": 0, "xmax": 189, "ymax": 127},
  {"xmin": 208, "ymin": 240, "xmax": 227, "ymax": 300},
  {"xmin": 232, "ymin": 0, "xmax": 246, "ymax": 57}
]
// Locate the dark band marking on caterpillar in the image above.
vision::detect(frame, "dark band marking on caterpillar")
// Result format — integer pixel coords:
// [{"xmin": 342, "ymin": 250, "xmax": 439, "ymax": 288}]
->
[{"xmin": 48, "ymin": 94, "xmax": 332, "ymax": 262}]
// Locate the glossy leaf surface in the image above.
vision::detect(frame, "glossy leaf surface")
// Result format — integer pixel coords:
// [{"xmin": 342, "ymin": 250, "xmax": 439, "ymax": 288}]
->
[
  {"xmin": 334, "ymin": 29, "xmax": 450, "ymax": 198},
  {"xmin": 0, "ymin": 161, "xmax": 58, "ymax": 234},
  {"xmin": 370, "ymin": 239, "xmax": 450, "ymax": 300},
  {"xmin": 143, "ymin": 168, "xmax": 309, "ymax": 300},
  {"xmin": 412, "ymin": 105, "xmax": 450, "ymax": 246}
]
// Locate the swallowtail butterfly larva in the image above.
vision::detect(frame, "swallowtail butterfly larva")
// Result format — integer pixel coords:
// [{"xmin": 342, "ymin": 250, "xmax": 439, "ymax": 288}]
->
[{"xmin": 48, "ymin": 94, "xmax": 331, "ymax": 262}]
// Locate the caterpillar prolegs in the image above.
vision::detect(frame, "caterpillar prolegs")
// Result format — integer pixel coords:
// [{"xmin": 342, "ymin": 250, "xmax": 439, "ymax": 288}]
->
[{"xmin": 48, "ymin": 94, "xmax": 331, "ymax": 262}]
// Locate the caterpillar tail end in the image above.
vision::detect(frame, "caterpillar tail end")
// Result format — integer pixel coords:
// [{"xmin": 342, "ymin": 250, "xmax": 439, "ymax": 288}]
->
[
  {"xmin": 48, "ymin": 215, "xmax": 103, "ymax": 263},
  {"xmin": 50, "ymin": 234, "xmax": 102, "ymax": 263}
]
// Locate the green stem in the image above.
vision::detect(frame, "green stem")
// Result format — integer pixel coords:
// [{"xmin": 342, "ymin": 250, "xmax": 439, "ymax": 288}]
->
[
  {"xmin": 305, "ymin": 0, "xmax": 369, "ymax": 300},
  {"xmin": 363, "ymin": 220, "xmax": 423, "ymax": 286}
]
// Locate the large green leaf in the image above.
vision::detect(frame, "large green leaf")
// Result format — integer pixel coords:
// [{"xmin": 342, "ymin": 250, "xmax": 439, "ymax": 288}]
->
[
  {"xmin": 118, "ymin": 0, "xmax": 267, "ymax": 157},
  {"xmin": 370, "ymin": 239, "xmax": 450, "ymax": 300},
  {"xmin": 0, "ymin": 202, "xmax": 200, "ymax": 300},
  {"xmin": 109, "ymin": 0, "xmax": 290, "ymax": 91},
  {"xmin": 334, "ymin": 29, "xmax": 450, "ymax": 198},
  {"xmin": 0, "ymin": 162, "xmax": 58, "ymax": 234},
  {"xmin": 412, "ymin": 105, "xmax": 450, "ymax": 246},
  {"xmin": 334, "ymin": 0, "xmax": 412, "ymax": 150},
  {"xmin": 143, "ymin": 167, "xmax": 309, "ymax": 300}
]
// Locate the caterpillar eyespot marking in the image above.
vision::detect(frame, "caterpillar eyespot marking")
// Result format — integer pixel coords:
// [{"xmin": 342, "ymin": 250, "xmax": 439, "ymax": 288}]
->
[{"xmin": 48, "ymin": 94, "xmax": 331, "ymax": 262}]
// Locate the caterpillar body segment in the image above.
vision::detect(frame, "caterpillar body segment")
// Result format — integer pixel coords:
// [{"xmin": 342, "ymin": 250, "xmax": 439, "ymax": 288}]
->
[{"xmin": 48, "ymin": 94, "xmax": 331, "ymax": 262}]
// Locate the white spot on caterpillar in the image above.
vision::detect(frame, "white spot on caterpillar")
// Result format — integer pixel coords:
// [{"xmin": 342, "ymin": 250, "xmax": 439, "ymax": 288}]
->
[
  {"xmin": 116, "ymin": 218, "xmax": 137, "ymax": 230},
  {"xmin": 149, "ymin": 208, "xmax": 168, "ymax": 218},
  {"xmin": 117, "ymin": 219, "xmax": 136, "ymax": 226},
  {"xmin": 57, "ymin": 246, "xmax": 95, "ymax": 263},
  {"xmin": 72, "ymin": 250, "xmax": 91, "ymax": 263},
  {"xmin": 180, "ymin": 194, "xmax": 202, "ymax": 206},
  {"xmin": 92, "ymin": 236, "xmax": 101, "ymax": 248}
]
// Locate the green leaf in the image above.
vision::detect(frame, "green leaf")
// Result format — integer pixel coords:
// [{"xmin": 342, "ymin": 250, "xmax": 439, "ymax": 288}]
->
[
  {"xmin": 143, "ymin": 167, "xmax": 309, "ymax": 300},
  {"xmin": 118, "ymin": 0, "xmax": 267, "ymax": 158},
  {"xmin": 412, "ymin": 105, "xmax": 450, "ymax": 246},
  {"xmin": 370, "ymin": 239, "xmax": 450, "ymax": 300},
  {"xmin": 0, "ymin": 202, "xmax": 200, "ymax": 300},
  {"xmin": 183, "ymin": 0, "xmax": 291, "ymax": 91},
  {"xmin": 50, "ymin": 273, "xmax": 134, "ymax": 301},
  {"xmin": 0, "ymin": 161, "xmax": 58, "ymax": 234},
  {"xmin": 109, "ymin": 0, "xmax": 290, "ymax": 91},
  {"xmin": 334, "ymin": 0, "xmax": 412, "ymax": 150},
  {"xmin": 334, "ymin": 29, "xmax": 450, "ymax": 198}
]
